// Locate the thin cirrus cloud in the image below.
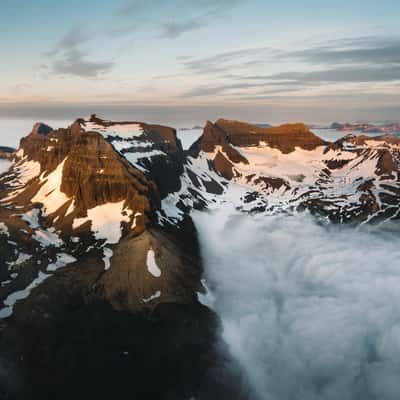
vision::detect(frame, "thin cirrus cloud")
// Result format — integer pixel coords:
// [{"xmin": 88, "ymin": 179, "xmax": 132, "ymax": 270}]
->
[
  {"xmin": 117, "ymin": 0, "xmax": 241, "ymax": 16},
  {"xmin": 179, "ymin": 36, "xmax": 400, "ymax": 98},
  {"xmin": 114, "ymin": 0, "xmax": 242, "ymax": 38},
  {"xmin": 286, "ymin": 36, "xmax": 400, "ymax": 65},
  {"xmin": 160, "ymin": 19, "xmax": 207, "ymax": 39},
  {"xmin": 181, "ymin": 47, "xmax": 274, "ymax": 74},
  {"xmin": 181, "ymin": 36, "xmax": 400, "ymax": 74}
]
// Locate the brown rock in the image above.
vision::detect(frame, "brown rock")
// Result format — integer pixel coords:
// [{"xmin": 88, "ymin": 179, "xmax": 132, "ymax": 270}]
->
[{"xmin": 215, "ymin": 119, "xmax": 325, "ymax": 153}]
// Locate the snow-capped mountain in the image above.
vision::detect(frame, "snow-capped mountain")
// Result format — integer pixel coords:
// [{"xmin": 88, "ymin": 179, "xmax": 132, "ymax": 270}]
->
[
  {"xmin": 164, "ymin": 119, "xmax": 400, "ymax": 224},
  {"xmin": 0, "ymin": 115, "xmax": 399, "ymax": 399}
]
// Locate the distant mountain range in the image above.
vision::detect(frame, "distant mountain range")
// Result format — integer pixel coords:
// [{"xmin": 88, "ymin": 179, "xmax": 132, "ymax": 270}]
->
[
  {"xmin": 0, "ymin": 114, "xmax": 399, "ymax": 399},
  {"xmin": 329, "ymin": 121, "xmax": 400, "ymax": 133}
]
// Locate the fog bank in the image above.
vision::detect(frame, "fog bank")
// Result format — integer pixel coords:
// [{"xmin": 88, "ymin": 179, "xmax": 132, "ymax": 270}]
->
[{"xmin": 194, "ymin": 209, "xmax": 400, "ymax": 400}]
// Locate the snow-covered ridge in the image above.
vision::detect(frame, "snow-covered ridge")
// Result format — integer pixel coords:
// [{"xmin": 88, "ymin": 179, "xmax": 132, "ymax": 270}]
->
[
  {"xmin": 162, "ymin": 126, "xmax": 400, "ymax": 225},
  {"xmin": 81, "ymin": 119, "xmax": 144, "ymax": 139}
]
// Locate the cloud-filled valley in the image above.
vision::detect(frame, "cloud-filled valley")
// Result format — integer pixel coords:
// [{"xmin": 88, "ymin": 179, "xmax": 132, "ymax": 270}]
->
[{"xmin": 194, "ymin": 209, "xmax": 400, "ymax": 400}]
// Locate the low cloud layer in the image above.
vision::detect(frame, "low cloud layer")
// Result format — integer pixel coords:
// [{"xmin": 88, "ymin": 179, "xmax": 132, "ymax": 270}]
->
[{"xmin": 194, "ymin": 208, "xmax": 400, "ymax": 400}]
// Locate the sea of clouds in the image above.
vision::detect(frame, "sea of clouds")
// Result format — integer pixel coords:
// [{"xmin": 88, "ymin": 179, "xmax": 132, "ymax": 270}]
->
[{"xmin": 194, "ymin": 209, "xmax": 400, "ymax": 400}]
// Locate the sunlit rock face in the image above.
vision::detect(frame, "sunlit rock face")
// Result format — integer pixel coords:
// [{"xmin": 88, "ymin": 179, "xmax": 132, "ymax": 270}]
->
[
  {"xmin": 0, "ymin": 115, "xmax": 204, "ymax": 316},
  {"xmin": 164, "ymin": 119, "xmax": 400, "ymax": 225},
  {"xmin": 0, "ymin": 115, "xmax": 253, "ymax": 400},
  {"xmin": 0, "ymin": 115, "xmax": 399, "ymax": 399}
]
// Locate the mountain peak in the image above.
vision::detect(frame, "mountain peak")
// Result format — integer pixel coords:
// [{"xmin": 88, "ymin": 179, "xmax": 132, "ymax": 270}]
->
[{"xmin": 31, "ymin": 122, "xmax": 53, "ymax": 136}]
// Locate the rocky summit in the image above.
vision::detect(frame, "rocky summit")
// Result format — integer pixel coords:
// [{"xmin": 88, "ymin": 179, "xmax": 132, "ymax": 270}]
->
[{"xmin": 0, "ymin": 115, "xmax": 399, "ymax": 399}]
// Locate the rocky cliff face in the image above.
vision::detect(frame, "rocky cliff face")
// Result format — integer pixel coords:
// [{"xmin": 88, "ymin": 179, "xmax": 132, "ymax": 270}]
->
[
  {"xmin": 165, "ymin": 119, "xmax": 400, "ymax": 225},
  {"xmin": 79, "ymin": 114, "xmax": 185, "ymax": 198},
  {"xmin": 189, "ymin": 119, "xmax": 325, "ymax": 181},
  {"xmin": 0, "ymin": 116, "xmax": 252, "ymax": 400},
  {"xmin": 1, "ymin": 115, "xmax": 399, "ymax": 399},
  {"xmin": 214, "ymin": 119, "xmax": 325, "ymax": 152}
]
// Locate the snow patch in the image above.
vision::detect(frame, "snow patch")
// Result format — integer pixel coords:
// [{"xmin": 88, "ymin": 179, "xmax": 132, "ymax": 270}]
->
[
  {"xmin": 146, "ymin": 248, "xmax": 161, "ymax": 277},
  {"xmin": 32, "ymin": 158, "xmax": 70, "ymax": 214},
  {"xmin": 0, "ymin": 271, "xmax": 50, "ymax": 319},
  {"xmin": 0, "ymin": 222, "xmax": 9, "ymax": 236},
  {"xmin": 7, "ymin": 252, "xmax": 32, "ymax": 267},
  {"xmin": 131, "ymin": 212, "xmax": 142, "ymax": 230},
  {"xmin": 143, "ymin": 290, "xmax": 161, "ymax": 303},
  {"xmin": 103, "ymin": 247, "xmax": 113, "ymax": 270},
  {"xmin": 73, "ymin": 200, "xmax": 130, "ymax": 244},
  {"xmin": 47, "ymin": 253, "xmax": 77, "ymax": 272},
  {"xmin": 33, "ymin": 228, "xmax": 63, "ymax": 247},
  {"xmin": 124, "ymin": 150, "xmax": 165, "ymax": 172},
  {"xmin": 14, "ymin": 159, "xmax": 41, "ymax": 185},
  {"xmin": 83, "ymin": 121, "xmax": 144, "ymax": 139},
  {"xmin": 21, "ymin": 208, "xmax": 40, "ymax": 228}
]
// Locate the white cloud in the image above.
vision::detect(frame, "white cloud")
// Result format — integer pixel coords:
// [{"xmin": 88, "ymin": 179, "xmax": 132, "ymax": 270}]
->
[{"xmin": 194, "ymin": 208, "xmax": 400, "ymax": 400}]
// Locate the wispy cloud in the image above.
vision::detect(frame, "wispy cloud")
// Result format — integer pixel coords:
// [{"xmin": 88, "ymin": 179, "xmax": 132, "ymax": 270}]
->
[
  {"xmin": 179, "ymin": 36, "xmax": 400, "ymax": 98},
  {"xmin": 51, "ymin": 49, "xmax": 114, "ymax": 78},
  {"xmin": 117, "ymin": 0, "xmax": 241, "ymax": 16},
  {"xmin": 182, "ymin": 47, "xmax": 273, "ymax": 73},
  {"xmin": 287, "ymin": 36, "xmax": 400, "ymax": 65},
  {"xmin": 45, "ymin": 26, "xmax": 89, "ymax": 57},
  {"xmin": 266, "ymin": 65, "xmax": 400, "ymax": 84},
  {"xmin": 160, "ymin": 19, "xmax": 206, "ymax": 39},
  {"xmin": 44, "ymin": 27, "xmax": 114, "ymax": 78},
  {"xmin": 114, "ymin": 0, "xmax": 242, "ymax": 39}
]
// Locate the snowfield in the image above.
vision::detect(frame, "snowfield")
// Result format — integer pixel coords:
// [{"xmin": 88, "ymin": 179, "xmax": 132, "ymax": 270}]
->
[
  {"xmin": 73, "ymin": 200, "xmax": 131, "ymax": 244},
  {"xmin": 82, "ymin": 120, "xmax": 144, "ymax": 139},
  {"xmin": 32, "ymin": 158, "xmax": 71, "ymax": 215}
]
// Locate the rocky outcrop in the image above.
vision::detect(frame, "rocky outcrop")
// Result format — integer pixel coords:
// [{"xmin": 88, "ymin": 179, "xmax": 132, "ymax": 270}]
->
[
  {"xmin": 214, "ymin": 119, "xmax": 325, "ymax": 153},
  {"xmin": 188, "ymin": 119, "xmax": 325, "ymax": 181},
  {"xmin": 80, "ymin": 115, "xmax": 185, "ymax": 198},
  {"xmin": 190, "ymin": 119, "xmax": 324, "ymax": 157},
  {"xmin": 82, "ymin": 114, "xmax": 182, "ymax": 154},
  {"xmin": 190, "ymin": 121, "xmax": 248, "ymax": 163}
]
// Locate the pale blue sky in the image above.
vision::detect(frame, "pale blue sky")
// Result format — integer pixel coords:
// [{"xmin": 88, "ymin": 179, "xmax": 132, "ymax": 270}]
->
[{"xmin": 1, "ymin": 0, "xmax": 399, "ymax": 123}]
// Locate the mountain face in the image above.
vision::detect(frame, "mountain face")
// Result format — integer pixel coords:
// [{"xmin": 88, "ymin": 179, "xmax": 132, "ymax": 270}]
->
[
  {"xmin": 166, "ymin": 120, "xmax": 400, "ymax": 224},
  {"xmin": 0, "ymin": 115, "xmax": 399, "ymax": 399}
]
